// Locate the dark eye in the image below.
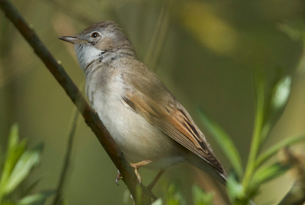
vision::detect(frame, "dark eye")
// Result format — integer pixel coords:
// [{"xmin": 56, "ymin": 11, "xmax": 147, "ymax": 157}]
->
[{"xmin": 91, "ymin": 32, "xmax": 100, "ymax": 38}]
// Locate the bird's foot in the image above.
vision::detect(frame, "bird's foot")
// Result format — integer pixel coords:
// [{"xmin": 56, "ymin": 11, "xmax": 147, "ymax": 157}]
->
[
  {"xmin": 115, "ymin": 160, "xmax": 152, "ymax": 185},
  {"xmin": 130, "ymin": 160, "xmax": 152, "ymax": 183},
  {"xmin": 115, "ymin": 170, "xmax": 123, "ymax": 185}
]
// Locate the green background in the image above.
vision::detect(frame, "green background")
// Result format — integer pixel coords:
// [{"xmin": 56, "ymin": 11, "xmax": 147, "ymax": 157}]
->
[{"xmin": 0, "ymin": 0, "xmax": 304, "ymax": 204}]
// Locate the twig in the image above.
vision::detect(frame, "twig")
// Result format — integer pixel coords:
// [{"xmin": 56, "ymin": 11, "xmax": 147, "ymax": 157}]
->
[
  {"xmin": 144, "ymin": 0, "xmax": 170, "ymax": 71},
  {"xmin": 0, "ymin": 0, "xmax": 152, "ymax": 204},
  {"xmin": 52, "ymin": 98, "xmax": 80, "ymax": 205}
]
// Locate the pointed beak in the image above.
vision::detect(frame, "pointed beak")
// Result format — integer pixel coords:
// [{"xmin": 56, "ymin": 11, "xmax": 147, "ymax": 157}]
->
[{"xmin": 59, "ymin": 36, "xmax": 88, "ymax": 44}]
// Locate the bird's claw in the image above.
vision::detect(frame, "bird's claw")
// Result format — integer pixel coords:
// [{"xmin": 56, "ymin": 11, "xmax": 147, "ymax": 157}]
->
[
  {"xmin": 115, "ymin": 160, "xmax": 152, "ymax": 185},
  {"xmin": 116, "ymin": 170, "xmax": 123, "ymax": 185}
]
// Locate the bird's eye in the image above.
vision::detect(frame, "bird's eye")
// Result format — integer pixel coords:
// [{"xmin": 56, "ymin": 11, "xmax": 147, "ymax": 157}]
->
[{"xmin": 91, "ymin": 32, "xmax": 100, "ymax": 38}]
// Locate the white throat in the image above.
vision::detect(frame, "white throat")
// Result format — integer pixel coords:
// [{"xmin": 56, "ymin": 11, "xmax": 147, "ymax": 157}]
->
[{"xmin": 74, "ymin": 44, "xmax": 102, "ymax": 71}]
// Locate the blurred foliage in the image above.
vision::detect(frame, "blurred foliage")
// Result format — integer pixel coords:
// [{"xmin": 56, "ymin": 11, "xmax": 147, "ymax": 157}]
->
[
  {"xmin": 130, "ymin": 184, "xmax": 213, "ymax": 205},
  {"xmin": 278, "ymin": 148, "xmax": 305, "ymax": 204},
  {"xmin": 177, "ymin": 1, "xmax": 239, "ymax": 56},
  {"xmin": 0, "ymin": 124, "xmax": 54, "ymax": 205},
  {"xmin": 198, "ymin": 68, "xmax": 305, "ymax": 204},
  {"xmin": 192, "ymin": 185, "xmax": 214, "ymax": 205},
  {"xmin": 1, "ymin": 0, "xmax": 305, "ymax": 204}
]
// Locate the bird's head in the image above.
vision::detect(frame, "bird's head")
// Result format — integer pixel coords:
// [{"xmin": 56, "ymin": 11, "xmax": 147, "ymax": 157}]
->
[{"xmin": 60, "ymin": 21, "xmax": 135, "ymax": 71}]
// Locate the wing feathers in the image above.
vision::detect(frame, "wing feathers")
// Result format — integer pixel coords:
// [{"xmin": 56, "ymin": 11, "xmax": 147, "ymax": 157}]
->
[{"xmin": 121, "ymin": 70, "xmax": 227, "ymax": 177}]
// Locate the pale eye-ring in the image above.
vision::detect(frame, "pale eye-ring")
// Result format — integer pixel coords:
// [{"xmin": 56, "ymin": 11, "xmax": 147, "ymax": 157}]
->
[{"xmin": 91, "ymin": 32, "xmax": 100, "ymax": 38}]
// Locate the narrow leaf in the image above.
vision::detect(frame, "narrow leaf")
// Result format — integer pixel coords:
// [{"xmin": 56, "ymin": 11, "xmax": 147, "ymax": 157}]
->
[
  {"xmin": 251, "ymin": 162, "xmax": 290, "ymax": 189},
  {"xmin": 18, "ymin": 190, "xmax": 55, "ymax": 205},
  {"xmin": 8, "ymin": 124, "xmax": 19, "ymax": 152},
  {"xmin": 151, "ymin": 198, "xmax": 163, "ymax": 205},
  {"xmin": 4, "ymin": 144, "xmax": 44, "ymax": 195},
  {"xmin": 271, "ymin": 76, "xmax": 291, "ymax": 111},
  {"xmin": 261, "ymin": 75, "xmax": 292, "ymax": 142},
  {"xmin": 255, "ymin": 135, "xmax": 305, "ymax": 168},
  {"xmin": 197, "ymin": 107, "xmax": 243, "ymax": 178},
  {"xmin": 1, "ymin": 125, "xmax": 21, "ymax": 185},
  {"xmin": 226, "ymin": 174, "xmax": 244, "ymax": 199},
  {"xmin": 0, "ymin": 126, "xmax": 27, "ymax": 200},
  {"xmin": 242, "ymin": 67, "xmax": 266, "ymax": 189},
  {"xmin": 1, "ymin": 140, "xmax": 27, "ymax": 185},
  {"xmin": 250, "ymin": 66, "xmax": 266, "ymax": 148}
]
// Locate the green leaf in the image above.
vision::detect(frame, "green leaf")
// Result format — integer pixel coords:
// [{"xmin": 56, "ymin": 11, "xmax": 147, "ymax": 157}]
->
[
  {"xmin": 0, "ymin": 125, "xmax": 28, "ymax": 201},
  {"xmin": 226, "ymin": 174, "xmax": 244, "ymax": 200},
  {"xmin": 242, "ymin": 67, "xmax": 266, "ymax": 190},
  {"xmin": 251, "ymin": 162, "xmax": 290, "ymax": 189},
  {"xmin": 1, "ymin": 125, "xmax": 21, "ymax": 185},
  {"xmin": 1, "ymin": 139, "xmax": 28, "ymax": 182},
  {"xmin": 251, "ymin": 66, "xmax": 266, "ymax": 147},
  {"xmin": 255, "ymin": 135, "xmax": 305, "ymax": 168},
  {"xmin": 8, "ymin": 124, "xmax": 19, "ymax": 153},
  {"xmin": 197, "ymin": 107, "xmax": 243, "ymax": 178},
  {"xmin": 192, "ymin": 185, "xmax": 213, "ymax": 205},
  {"xmin": 165, "ymin": 184, "xmax": 184, "ymax": 205},
  {"xmin": 18, "ymin": 190, "xmax": 55, "ymax": 205},
  {"xmin": 4, "ymin": 143, "xmax": 44, "ymax": 196},
  {"xmin": 271, "ymin": 76, "xmax": 291, "ymax": 112},
  {"xmin": 261, "ymin": 75, "xmax": 292, "ymax": 142},
  {"xmin": 151, "ymin": 198, "xmax": 163, "ymax": 205}
]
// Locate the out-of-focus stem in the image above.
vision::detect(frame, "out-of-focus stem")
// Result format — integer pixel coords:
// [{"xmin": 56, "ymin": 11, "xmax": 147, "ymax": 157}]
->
[{"xmin": 243, "ymin": 69, "xmax": 265, "ymax": 190}]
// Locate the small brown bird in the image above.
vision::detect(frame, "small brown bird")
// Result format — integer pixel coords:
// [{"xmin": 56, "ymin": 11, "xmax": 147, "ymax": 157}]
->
[{"xmin": 59, "ymin": 21, "xmax": 227, "ymax": 189}]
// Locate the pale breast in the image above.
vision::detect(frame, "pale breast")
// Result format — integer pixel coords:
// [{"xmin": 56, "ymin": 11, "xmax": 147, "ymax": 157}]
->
[{"xmin": 85, "ymin": 66, "xmax": 181, "ymax": 165}]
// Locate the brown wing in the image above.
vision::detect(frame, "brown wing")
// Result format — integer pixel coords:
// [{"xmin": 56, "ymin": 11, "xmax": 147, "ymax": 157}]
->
[{"xmin": 121, "ymin": 68, "xmax": 227, "ymax": 177}]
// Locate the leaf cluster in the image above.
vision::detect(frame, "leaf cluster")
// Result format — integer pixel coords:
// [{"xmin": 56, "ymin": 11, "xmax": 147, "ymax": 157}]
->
[
  {"xmin": 0, "ymin": 124, "xmax": 54, "ymax": 205},
  {"xmin": 149, "ymin": 184, "xmax": 213, "ymax": 205},
  {"xmin": 197, "ymin": 68, "xmax": 304, "ymax": 204}
]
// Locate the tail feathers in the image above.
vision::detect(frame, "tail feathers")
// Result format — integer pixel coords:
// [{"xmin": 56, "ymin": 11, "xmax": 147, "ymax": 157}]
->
[
  {"xmin": 188, "ymin": 155, "xmax": 256, "ymax": 205},
  {"xmin": 188, "ymin": 154, "xmax": 227, "ymax": 185}
]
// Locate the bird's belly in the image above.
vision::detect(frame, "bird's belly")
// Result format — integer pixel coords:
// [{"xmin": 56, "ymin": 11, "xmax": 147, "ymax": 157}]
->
[{"xmin": 91, "ymin": 90, "xmax": 184, "ymax": 169}]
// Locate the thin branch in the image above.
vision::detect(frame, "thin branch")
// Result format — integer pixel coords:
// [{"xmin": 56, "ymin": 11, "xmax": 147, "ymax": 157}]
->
[
  {"xmin": 0, "ymin": 0, "xmax": 152, "ymax": 204},
  {"xmin": 53, "ymin": 101, "xmax": 80, "ymax": 205},
  {"xmin": 144, "ymin": 0, "xmax": 170, "ymax": 71}
]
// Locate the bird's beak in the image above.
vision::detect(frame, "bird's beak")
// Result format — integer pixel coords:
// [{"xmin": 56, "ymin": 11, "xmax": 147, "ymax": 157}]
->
[{"xmin": 59, "ymin": 36, "xmax": 88, "ymax": 44}]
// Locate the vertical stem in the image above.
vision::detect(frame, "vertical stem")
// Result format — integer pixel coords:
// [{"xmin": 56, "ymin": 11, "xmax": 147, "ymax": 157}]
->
[
  {"xmin": 144, "ymin": 0, "xmax": 170, "ymax": 71},
  {"xmin": 243, "ymin": 69, "xmax": 265, "ymax": 190},
  {"xmin": 52, "ymin": 105, "xmax": 80, "ymax": 205}
]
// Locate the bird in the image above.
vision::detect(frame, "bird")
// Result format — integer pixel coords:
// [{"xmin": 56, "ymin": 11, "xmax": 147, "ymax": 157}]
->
[{"xmin": 59, "ymin": 21, "xmax": 227, "ymax": 190}]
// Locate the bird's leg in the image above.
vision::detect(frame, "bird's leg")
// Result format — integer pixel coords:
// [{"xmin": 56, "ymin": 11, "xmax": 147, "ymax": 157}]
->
[
  {"xmin": 130, "ymin": 159, "xmax": 152, "ymax": 183},
  {"xmin": 115, "ymin": 160, "xmax": 152, "ymax": 185},
  {"xmin": 147, "ymin": 170, "xmax": 165, "ymax": 190}
]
